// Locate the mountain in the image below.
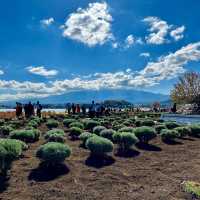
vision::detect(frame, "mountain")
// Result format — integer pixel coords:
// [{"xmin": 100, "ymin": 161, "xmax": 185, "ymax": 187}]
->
[
  {"xmin": 27, "ymin": 89, "xmax": 169, "ymax": 105},
  {"xmin": 0, "ymin": 89, "xmax": 169, "ymax": 106}
]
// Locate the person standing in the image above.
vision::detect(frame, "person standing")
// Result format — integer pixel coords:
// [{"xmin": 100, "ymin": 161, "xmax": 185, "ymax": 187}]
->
[
  {"xmin": 66, "ymin": 103, "xmax": 72, "ymax": 114},
  {"xmin": 89, "ymin": 101, "xmax": 95, "ymax": 118},
  {"xmin": 36, "ymin": 101, "xmax": 42, "ymax": 118},
  {"xmin": 27, "ymin": 102, "xmax": 34, "ymax": 118},
  {"xmin": 81, "ymin": 104, "xmax": 86, "ymax": 115},
  {"xmin": 16, "ymin": 102, "xmax": 22, "ymax": 119},
  {"xmin": 76, "ymin": 104, "xmax": 80, "ymax": 113},
  {"xmin": 24, "ymin": 104, "xmax": 28, "ymax": 118},
  {"xmin": 72, "ymin": 103, "xmax": 76, "ymax": 114}
]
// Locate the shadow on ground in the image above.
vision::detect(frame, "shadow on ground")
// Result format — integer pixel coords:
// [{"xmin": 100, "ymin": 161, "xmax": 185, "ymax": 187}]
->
[
  {"xmin": 180, "ymin": 137, "xmax": 195, "ymax": 141},
  {"xmin": 85, "ymin": 154, "xmax": 115, "ymax": 168},
  {"xmin": 0, "ymin": 176, "xmax": 9, "ymax": 193},
  {"xmin": 115, "ymin": 149, "xmax": 140, "ymax": 158},
  {"xmin": 136, "ymin": 143, "xmax": 162, "ymax": 151},
  {"xmin": 162, "ymin": 140, "xmax": 183, "ymax": 145},
  {"xmin": 28, "ymin": 162, "xmax": 69, "ymax": 182}
]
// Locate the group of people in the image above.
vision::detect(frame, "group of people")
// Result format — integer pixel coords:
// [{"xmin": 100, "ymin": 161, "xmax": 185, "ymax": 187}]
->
[
  {"xmin": 66, "ymin": 101, "xmax": 109, "ymax": 118},
  {"xmin": 16, "ymin": 101, "xmax": 42, "ymax": 118},
  {"xmin": 66, "ymin": 103, "xmax": 86, "ymax": 115}
]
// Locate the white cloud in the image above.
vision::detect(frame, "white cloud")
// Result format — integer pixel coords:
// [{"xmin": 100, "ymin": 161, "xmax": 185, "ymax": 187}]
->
[
  {"xmin": 0, "ymin": 70, "xmax": 4, "ymax": 75},
  {"xmin": 124, "ymin": 35, "xmax": 143, "ymax": 48},
  {"xmin": 112, "ymin": 42, "xmax": 119, "ymax": 49},
  {"xmin": 140, "ymin": 52, "xmax": 150, "ymax": 57},
  {"xmin": 125, "ymin": 35, "xmax": 135, "ymax": 48},
  {"xmin": 40, "ymin": 17, "xmax": 54, "ymax": 27},
  {"xmin": 143, "ymin": 16, "xmax": 170, "ymax": 44},
  {"xmin": 26, "ymin": 66, "xmax": 58, "ymax": 77},
  {"xmin": 135, "ymin": 42, "xmax": 200, "ymax": 86},
  {"xmin": 170, "ymin": 26, "xmax": 185, "ymax": 41},
  {"xmin": 1, "ymin": 42, "xmax": 200, "ymax": 101},
  {"xmin": 61, "ymin": 2, "xmax": 113, "ymax": 47},
  {"xmin": 143, "ymin": 16, "xmax": 185, "ymax": 44}
]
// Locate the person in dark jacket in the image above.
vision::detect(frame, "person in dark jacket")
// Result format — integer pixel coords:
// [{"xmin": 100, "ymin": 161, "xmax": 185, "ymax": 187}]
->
[{"xmin": 36, "ymin": 101, "xmax": 42, "ymax": 118}]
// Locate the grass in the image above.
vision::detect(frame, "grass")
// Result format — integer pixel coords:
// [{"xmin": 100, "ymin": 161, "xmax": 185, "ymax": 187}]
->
[{"xmin": 182, "ymin": 181, "xmax": 200, "ymax": 198}]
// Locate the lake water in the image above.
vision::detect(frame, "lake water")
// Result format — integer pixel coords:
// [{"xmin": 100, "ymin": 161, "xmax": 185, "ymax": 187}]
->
[{"xmin": 161, "ymin": 114, "xmax": 200, "ymax": 124}]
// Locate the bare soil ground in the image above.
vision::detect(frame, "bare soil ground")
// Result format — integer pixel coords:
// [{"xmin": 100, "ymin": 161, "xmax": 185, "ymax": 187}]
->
[{"xmin": 1, "ymin": 123, "xmax": 200, "ymax": 200}]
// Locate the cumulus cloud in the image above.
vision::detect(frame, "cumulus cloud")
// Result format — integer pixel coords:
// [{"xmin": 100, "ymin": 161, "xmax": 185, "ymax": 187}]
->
[
  {"xmin": 125, "ymin": 35, "xmax": 135, "ymax": 48},
  {"xmin": 140, "ymin": 52, "xmax": 150, "ymax": 57},
  {"xmin": 0, "ymin": 70, "xmax": 4, "ymax": 75},
  {"xmin": 40, "ymin": 17, "xmax": 54, "ymax": 27},
  {"xmin": 143, "ymin": 16, "xmax": 170, "ymax": 44},
  {"xmin": 1, "ymin": 42, "xmax": 200, "ymax": 101},
  {"xmin": 143, "ymin": 16, "xmax": 185, "ymax": 44},
  {"xmin": 170, "ymin": 26, "xmax": 185, "ymax": 41},
  {"xmin": 26, "ymin": 66, "xmax": 58, "ymax": 77},
  {"xmin": 135, "ymin": 42, "xmax": 200, "ymax": 86},
  {"xmin": 61, "ymin": 2, "xmax": 113, "ymax": 47},
  {"xmin": 123, "ymin": 35, "xmax": 143, "ymax": 48}
]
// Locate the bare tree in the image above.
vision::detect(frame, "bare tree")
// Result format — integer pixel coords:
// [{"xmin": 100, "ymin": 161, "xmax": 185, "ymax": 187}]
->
[{"xmin": 170, "ymin": 72, "xmax": 200, "ymax": 112}]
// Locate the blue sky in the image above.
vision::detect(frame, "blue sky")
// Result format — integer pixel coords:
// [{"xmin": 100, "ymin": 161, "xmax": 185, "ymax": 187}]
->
[{"xmin": 0, "ymin": 0, "xmax": 200, "ymax": 101}]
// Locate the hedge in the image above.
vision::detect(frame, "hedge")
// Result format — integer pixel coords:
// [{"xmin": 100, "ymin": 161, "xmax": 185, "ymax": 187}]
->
[
  {"xmin": 134, "ymin": 126, "xmax": 156, "ymax": 144},
  {"xmin": 86, "ymin": 136, "xmax": 113, "ymax": 157},
  {"xmin": 36, "ymin": 142, "xmax": 71, "ymax": 165},
  {"xmin": 10, "ymin": 129, "xmax": 40, "ymax": 143},
  {"xmin": 113, "ymin": 132, "xmax": 138, "ymax": 153}
]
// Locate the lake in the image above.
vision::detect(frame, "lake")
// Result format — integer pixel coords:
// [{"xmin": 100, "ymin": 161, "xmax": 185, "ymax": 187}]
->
[{"xmin": 161, "ymin": 114, "xmax": 200, "ymax": 124}]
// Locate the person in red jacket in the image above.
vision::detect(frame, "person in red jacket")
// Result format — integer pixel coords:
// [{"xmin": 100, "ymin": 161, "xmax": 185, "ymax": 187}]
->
[{"xmin": 76, "ymin": 104, "xmax": 80, "ymax": 113}]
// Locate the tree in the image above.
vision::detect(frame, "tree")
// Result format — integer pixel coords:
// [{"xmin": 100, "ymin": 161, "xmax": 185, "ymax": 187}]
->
[{"xmin": 170, "ymin": 72, "xmax": 200, "ymax": 112}]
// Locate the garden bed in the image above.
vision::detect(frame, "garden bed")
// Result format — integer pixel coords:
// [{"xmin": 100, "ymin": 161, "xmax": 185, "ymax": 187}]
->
[{"xmin": 0, "ymin": 114, "xmax": 199, "ymax": 200}]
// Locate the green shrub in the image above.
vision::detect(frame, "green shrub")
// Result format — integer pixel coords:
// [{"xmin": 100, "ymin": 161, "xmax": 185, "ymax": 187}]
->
[
  {"xmin": 0, "ymin": 139, "xmax": 27, "ymax": 175},
  {"xmin": 160, "ymin": 129, "xmax": 180, "ymax": 142},
  {"xmin": 69, "ymin": 127, "xmax": 83, "ymax": 140},
  {"xmin": 118, "ymin": 127, "xmax": 135, "ymax": 133},
  {"xmin": 44, "ymin": 129, "xmax": 65, "ymax": 143},
  {"xmin": 100, "ymin": 120, "xmax": 110, "ymax": 128},
  {"xmin": 113, "ymin": 132, "xmax": 138, "ymax": 153},
  {"xmin": 31, "ymin": 116, "xmax": 43, "ymax": 123},
  {"xmin": 84, "ymin": 120, "xmax": 100, "ymax": 130},
  {"xmin": 112, "ymin": 124, "xmax": 125, "ymax": 131},
  {"xmin": 135, "ymin": 119, "xmax": 143, "ymax": 127},
  {"xmin": 165, "ymin": 121, "xmax": 180, "ymax": 129},
  {"xmin": 175, "ymin": 126, "xmax": 191, "ymax": 138},
  {"xmin": 69, "ymin": 122, "xmax": 84, "ymax": 129},
  {"xmin": 157, "ymin": 119, "xmax": 164, "ymax": 123},
  {"xmin": 0, "ymin": 125, "xmax": 14, "ymax": 136},
  {"xmin": 27, "ymin": 120, "xmax": 39, "ymax": 128},
  {"xmin": 182, "ymin": 181, "xmax": 200, "ymax": 199},
  {"xmin": 134, "ymin": 126, "xmax": 156, "ymax": 144},
  {"xmin": 10, "ymin": 129, "xmax": 40, "ymax": 143},
  {"xmin": 123, "ymin": 120, "xmax": 132, "ymax": 126},
  {"xmin": 10, "ymin": 120, "xmax": 22, "ymax": 129},
  {"xmin": 36, "ymin": 142, "xmax": 71, "ymax": 165},
  {"xmin": 155, "ymin": 124, "xmax": 166, "ymax": 134},
  {"xmin": 93, "ymin": 126, "xmax": 106, "ymax": 135},
  {"xmin": 188, "ymin": 124, "xmax": 200, "ymax": 137},
  {"xmin": 86, "ymin": 136, "xmax": 113, "ymax": 157},
  {"xmin": 100, "ymin": 129, "xmax": 116, "ymax": 140},
  {"xmin": 141, "ymin": 120, "xmax": 155, "ymax": 127},
  {"xmin": 79, "ymin": 132, "xmax": 93, "ymax": 147},
  {"xmin": 129, "ymin": 117, "xmax": 136, "ymax": 123},
  {"xmin": 0, "ymin": 119, "xmax": 5, "ymax": 126},
  {"xmin": 46, "ymin": 119, "xmax": 59, "ymax": 129},
  {"xmin": 63, "ymin": 119, "xmax": 76, "ymax": 127}
]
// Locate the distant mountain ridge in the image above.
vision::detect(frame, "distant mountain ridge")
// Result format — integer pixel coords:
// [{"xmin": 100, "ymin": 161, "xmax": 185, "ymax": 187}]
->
[{"xmin": 1, "ymin": 89, "xmax": 169, "ymax": 105}]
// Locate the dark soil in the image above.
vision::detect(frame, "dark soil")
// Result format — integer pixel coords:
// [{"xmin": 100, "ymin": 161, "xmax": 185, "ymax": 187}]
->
[{"xmin": 0, "ymin": 123, "xmax": 200, "ymax": 200}]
